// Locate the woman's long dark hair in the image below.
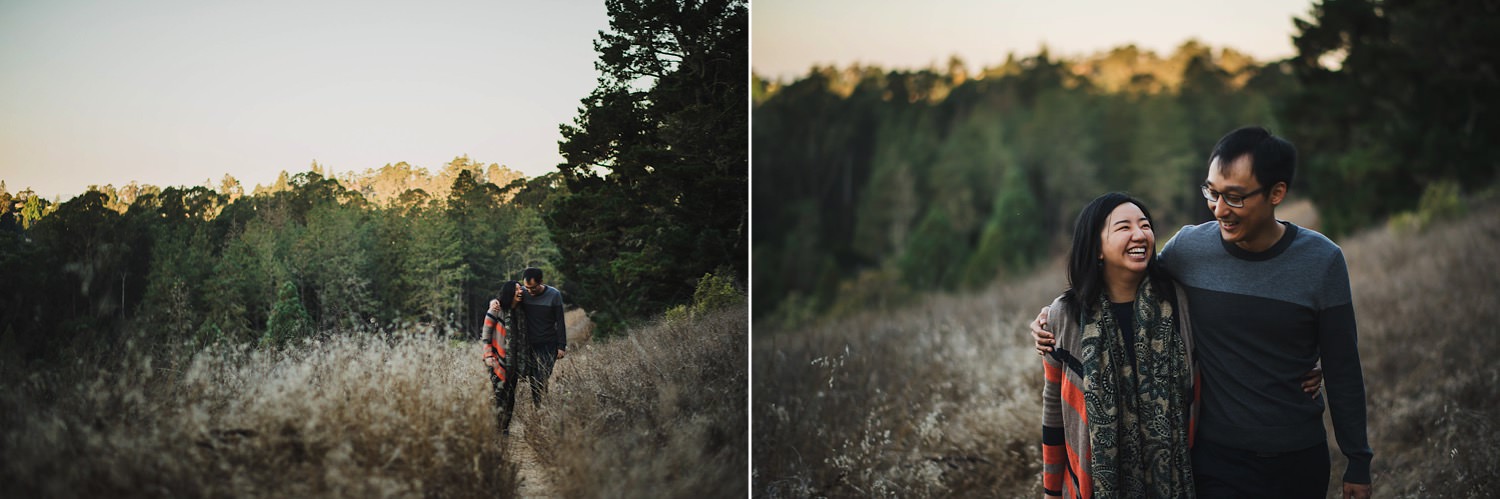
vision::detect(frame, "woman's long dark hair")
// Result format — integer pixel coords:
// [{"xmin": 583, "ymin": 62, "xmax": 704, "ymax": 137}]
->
[
  {"xmin": 498, "ymin": 280, "xmax": 521, "ymax": 310},
  {"xmin": 1063, "ymin": 192, "xmax": 1173, "ymax": 314}
]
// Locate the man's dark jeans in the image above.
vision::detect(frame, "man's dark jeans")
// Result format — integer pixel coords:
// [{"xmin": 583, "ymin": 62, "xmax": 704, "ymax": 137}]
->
[
  {"xmin": 1193, "ymin": 437, "xmax": 1330, "ymax": 498},
  {"xmin": 523, "ymin": 342, "xmax": 560, "ymax": 408}
]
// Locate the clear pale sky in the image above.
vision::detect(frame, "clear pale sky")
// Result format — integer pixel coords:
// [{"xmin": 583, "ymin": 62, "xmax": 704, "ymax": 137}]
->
[
  {"xmin": 0, "ymin": 0, "xmax": 609, "ymax": 200},
  {"xmin": 753, "ymin": 0, "xmax": 1318, "ymax": 81}
]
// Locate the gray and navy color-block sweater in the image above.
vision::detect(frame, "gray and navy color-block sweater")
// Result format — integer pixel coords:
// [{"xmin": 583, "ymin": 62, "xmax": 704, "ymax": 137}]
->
[
  {"xmin": 522, "ymin": 285, "xmax": 567, "ymax": 349},
  {"xmin": 1160, "ymin": 220, "xmax": 1373, "ymax": 484}
]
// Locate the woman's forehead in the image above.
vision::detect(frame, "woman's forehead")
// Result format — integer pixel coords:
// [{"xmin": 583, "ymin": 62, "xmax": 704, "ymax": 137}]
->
[{"xmin": 1107, "ymin": 202, "xmax": 1147, "ymax": 221}]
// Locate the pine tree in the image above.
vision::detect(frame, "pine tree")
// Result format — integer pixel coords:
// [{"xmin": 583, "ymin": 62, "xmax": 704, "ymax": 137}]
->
[
  {"xmin": 264, "ymin": 281, "xmax": 312, "ymax": 347},
  {"xmin": 551, "ymin": 0, "xmax": 747, "ymax": 333}
]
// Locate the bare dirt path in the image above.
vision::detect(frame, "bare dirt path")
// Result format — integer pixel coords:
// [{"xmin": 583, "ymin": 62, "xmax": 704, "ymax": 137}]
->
[{"xmin": 510, "ymin": 420, "xmax": 555, "ymax": 498}]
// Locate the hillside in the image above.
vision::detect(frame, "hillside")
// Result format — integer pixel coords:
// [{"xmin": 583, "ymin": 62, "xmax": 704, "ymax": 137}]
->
[{"xmin": 753, "ymin": 206, "xmax": 1500, "ymax": 497}]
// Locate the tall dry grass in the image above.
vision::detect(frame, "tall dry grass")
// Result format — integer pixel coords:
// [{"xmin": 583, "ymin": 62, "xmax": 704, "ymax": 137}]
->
[
  {"xmin": 753, "ymin": 207, "xmax": 1500, "ymax": 497},
  {"xmin": 1338, "ymin": 203, "xmax": 1500, "ymax": 497},
  {"xmin": 522, "ymin": 304, "xmax": 748, "ymax": 498},
  {"xmin": 754, "ymin": 267, "xmax": 1063, "ymax": 497},
  {"xmin": 0, "ymin": 331, "xmax": 516, "ymax": 497}
]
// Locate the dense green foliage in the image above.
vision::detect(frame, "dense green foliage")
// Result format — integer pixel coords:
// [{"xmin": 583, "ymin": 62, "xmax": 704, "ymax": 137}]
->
[
  {"xmin": 752, "ymin": 43, "xmax": 1287, "ymax": 326},
  {"xmin": 0, "ymin": 159, "xmax": 562, "ymax": 362},
  {"xmin": 551, "ymin": 0, "xmax": 748, "ymax": 334},
  {"xmin": 1287, "ymin": 0, "xmax": 1500, "ymax": 235},
  {"xmin": 752, "ymin": 0, "xmax": 1499, "ymax": 326}
]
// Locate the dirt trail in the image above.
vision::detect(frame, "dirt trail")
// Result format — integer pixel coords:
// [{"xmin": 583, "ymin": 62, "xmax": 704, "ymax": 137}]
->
[{"xmin": 510, "ymin": 420, "xmax": 555, "ymax": 498}]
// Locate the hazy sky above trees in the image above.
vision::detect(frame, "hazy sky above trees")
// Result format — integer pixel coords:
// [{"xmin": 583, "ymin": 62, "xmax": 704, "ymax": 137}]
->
[
  {"xmin": 0, "ymin": 0, "xmax": 608, "ymax": 200},
  {"xmin": 753, "ymin": 0, "xmax": 1317, "ymax": 80}
]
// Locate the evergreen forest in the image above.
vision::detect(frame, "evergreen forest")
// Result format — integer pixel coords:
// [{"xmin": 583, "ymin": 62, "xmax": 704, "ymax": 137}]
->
[{"xmin": 752, "ymin": 0, "xmax": 1499, "ymax": 327}]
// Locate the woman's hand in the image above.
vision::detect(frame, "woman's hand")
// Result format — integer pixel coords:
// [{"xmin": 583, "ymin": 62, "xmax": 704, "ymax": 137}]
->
[
  {"xmin": 1302, "ymin": 365, "xmax": 1324, "ymax": 397},
  {"xmin": 484, "ymin": 356, "xmax": 498, "ymax": 369}
]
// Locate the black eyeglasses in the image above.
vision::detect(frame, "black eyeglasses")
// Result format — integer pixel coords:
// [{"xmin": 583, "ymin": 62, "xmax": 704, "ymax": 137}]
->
[{"xmin": 1201, "ymin": 183, "xmax": 1267, "ymax": 208}]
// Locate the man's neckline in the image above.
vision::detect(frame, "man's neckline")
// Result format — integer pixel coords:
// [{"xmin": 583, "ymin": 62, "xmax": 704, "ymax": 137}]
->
[{"xmin": 1220, "ymin": 220, "xmax": 1297, "ymax": 261}]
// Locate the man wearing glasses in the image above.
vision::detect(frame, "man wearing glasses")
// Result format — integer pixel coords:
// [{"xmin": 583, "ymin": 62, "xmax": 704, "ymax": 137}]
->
[{"xmin": 1032, "ymin": 126, "xmax": 1373, "ymax": 498}]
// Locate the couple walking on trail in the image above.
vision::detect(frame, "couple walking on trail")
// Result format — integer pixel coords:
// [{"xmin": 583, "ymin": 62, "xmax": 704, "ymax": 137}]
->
[{"xmin": 481, "ymin": 267, "xmax": 568, "ymax": 435}]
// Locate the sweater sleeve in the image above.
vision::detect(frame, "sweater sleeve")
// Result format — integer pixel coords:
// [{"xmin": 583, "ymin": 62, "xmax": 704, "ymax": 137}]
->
[
  {"xmin": 482, "ymin": 311, "xmax": 506, "ymax": 361},
  {"xmin": 553, "ymin": 288, "xmax": 568, "ymax": 350},
  {"xmin": 1316, "ymin": 252, "xmax": 1373, "ymax": 484},
  {"xmin": 1041, "ymin": 303, "xmax": 1066, "ymax": 497},
  {"xmin": 1042, "ymin": 352, "xmax": 1066, "ymax": 497}
]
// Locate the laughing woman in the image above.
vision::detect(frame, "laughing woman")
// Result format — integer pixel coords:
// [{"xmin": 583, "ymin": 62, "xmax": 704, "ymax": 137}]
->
[
  {"xmin": 1040, "ymin": 192, "xmax": 1197, "ymax": 498},
  {"xmin": 483, "ymin": 280, "xmax": 527, "ymax": 435}
]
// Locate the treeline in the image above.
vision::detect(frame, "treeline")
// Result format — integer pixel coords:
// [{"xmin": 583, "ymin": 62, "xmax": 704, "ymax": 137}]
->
[
  {"xmin": 751, "ymin": 0, "xmax": 1500, "ymax": 327},
  {"xmin": 0, "ymin": 158, "xmax": 562, "ymax": 362},
  {"xmin": 752, "ymin": 42, "xmax": 1289, "ymax": 325}
]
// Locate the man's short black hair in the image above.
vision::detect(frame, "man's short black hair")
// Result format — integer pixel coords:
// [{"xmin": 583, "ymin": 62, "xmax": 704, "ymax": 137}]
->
[
  {"xmin": 1210, "ymin": 126, "xmax": 1297, "ymax": 191},
  {"xmin": 523, "ymin": 267, "xmax": 544, "ymax": 282}
]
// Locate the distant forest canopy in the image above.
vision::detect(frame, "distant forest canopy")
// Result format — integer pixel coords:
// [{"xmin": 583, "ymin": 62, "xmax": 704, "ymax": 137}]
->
[
  {"xmin": 752, "ymin": 0, "xmax": 1500, "ymax": 327},
  {"xmin": 0, "ymin": 158, "xmax": 566, "ymax": 361},
  {"xmin": 12, "ymin": 155, "xmax": 529, "ymax": 214}
]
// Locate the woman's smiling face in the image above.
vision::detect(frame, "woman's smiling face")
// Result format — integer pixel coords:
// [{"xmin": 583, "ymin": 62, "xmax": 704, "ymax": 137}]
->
[{"xmin": 1099, "ymin": 202, "xmax": 1154, "ymax": 279}]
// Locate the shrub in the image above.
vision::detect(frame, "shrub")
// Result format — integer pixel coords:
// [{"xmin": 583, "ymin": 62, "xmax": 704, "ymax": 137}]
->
[
  {"xmin": 1388, "ymin": 180, "xmax": 1465, "ymax": 234},
  {"xmin": 667, "ymin": 271, "xmax": 745, "ymax": 323},
  {"xmin": 692, "ymin": 271, "xmax": 742, "ymax": 313}
]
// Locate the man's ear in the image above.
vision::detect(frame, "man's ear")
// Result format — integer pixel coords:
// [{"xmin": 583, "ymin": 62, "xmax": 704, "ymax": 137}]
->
[{"xmin": 1269, "ymin": 181, "xmax": 1288, "ymax": 206}]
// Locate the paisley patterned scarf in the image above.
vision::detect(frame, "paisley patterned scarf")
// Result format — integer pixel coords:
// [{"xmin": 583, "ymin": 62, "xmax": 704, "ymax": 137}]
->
[{"xmin": 1079, "ymin": 276, "xmax": 1194, "ymax": 497}]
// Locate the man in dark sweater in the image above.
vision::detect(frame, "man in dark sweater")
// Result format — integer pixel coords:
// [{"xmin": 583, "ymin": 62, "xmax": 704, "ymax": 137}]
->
[
  {"xmin": 520, "ymin": 267, "xmax": 567, "ymax": 408},
  {"xmin": 1033, "ymin": 127, "xmax": 1372, "ymax": 498}
]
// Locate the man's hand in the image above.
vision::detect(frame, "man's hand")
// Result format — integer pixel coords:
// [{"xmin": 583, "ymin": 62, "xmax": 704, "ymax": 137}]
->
[
  {"xmin": 1302, "ymin": 365, "xmax": 1324, "ymax": 397},
  {"xmin": 557, "ymin": 349, "xmax": 566, "ymax": 360},
  {"xmin": 1031, "ymin": 306, "xmax": 1055, "ymax": 355},
  {"xmin": 489, "ymin": 299, "xmax": 502, "ymax": 314},
  {"xmin": 484, "ymin": 356, "xmax": 498, "ymax": 369},
  {"xmin": 1343, "ymin": 482, "xmax": 1371, "ymax": 499}
]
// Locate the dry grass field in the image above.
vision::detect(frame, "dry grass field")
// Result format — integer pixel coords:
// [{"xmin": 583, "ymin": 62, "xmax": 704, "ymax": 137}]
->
[
  {"xmin": 753, "ymin": 205, "xmax": 1500, "ymax": 498},
  {"xmin": 0, "ymin": 302, "xmax": 747, "ymax": 498},
  {"xmin": 525, "ymin": 304, "xmax": 748, "ymax": 498},
  {"xmin": 0, "ymin": 331, "xmax": 516, "ymax": 498}
]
